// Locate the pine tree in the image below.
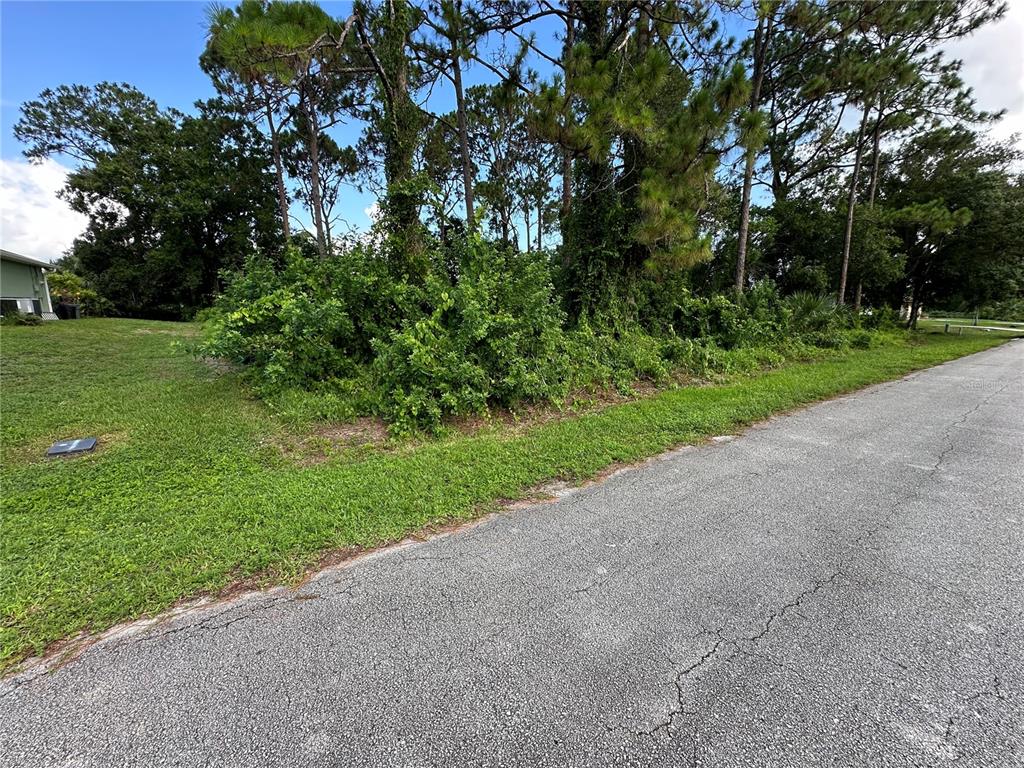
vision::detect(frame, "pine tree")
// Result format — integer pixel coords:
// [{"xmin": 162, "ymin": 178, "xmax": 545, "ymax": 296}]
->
[
  {"xmin": 204, "ymin": 0, "xmax": 367, "ymax": 257},
  {"xmin": 356, "ymin": 0, "xmax": 429, "ymax": 278}
]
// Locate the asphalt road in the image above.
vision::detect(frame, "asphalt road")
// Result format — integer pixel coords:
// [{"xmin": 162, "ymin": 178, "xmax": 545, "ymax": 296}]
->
[{"xmin": 2, "ymin": 341, "xmax": 1022, "ymax": 767}]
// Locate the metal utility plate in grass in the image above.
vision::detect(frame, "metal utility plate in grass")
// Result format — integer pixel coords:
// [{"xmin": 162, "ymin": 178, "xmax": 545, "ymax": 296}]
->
[{"xmin": 47, "ymin": 437, "xmax": 97, "ymax": 457}]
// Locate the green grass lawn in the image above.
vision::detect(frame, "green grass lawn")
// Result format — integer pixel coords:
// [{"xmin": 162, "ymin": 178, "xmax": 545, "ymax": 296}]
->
[{"xmin": 0, "ymin": 318, "xmax": 1010, "ymax": 671}]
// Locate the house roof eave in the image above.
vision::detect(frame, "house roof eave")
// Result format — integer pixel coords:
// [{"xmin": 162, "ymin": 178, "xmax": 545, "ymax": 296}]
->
[{"xmin": 0, "ymin": 249, "xmax": 55, "ymax": 269}]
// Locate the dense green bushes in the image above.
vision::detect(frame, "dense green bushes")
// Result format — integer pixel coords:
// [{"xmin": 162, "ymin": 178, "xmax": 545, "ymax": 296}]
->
[
  {"xmin": 198, "ymin": 235, "xmax": 899, "ymax": 434},
  {"xmin": 984, "ymin": 299, "xmax": 1024, "ymax": 322},
  {"xmin": 372, "ymin": 242, "xmax": 570, "ymax": 433},
  {"xmin": 197, "ymin": 248, "xmax": 399, "ymax": 387},
  {"xmin": 0, "ymin": 310, "xmax": 43, "ymax": 327}
]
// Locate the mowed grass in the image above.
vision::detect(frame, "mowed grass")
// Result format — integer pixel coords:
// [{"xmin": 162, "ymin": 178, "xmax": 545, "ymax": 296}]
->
[{"xmin": 0, "ymin": 319, "xmax": 1009, "ymax": 670}]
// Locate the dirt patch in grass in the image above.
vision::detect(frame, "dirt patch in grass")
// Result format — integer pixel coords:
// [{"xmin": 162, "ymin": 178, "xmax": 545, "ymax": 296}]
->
[
  {"xmin": 446, "ymin": 372, "xmax": 705, "ymax": 438},
  {"xmin": 200, "ymin": 356, "xmax": 242, "ymax": 374},
  {"xmin": 315, "ymin": 418, "xmax": 389, "ymax": 445},
  {"xmin": 267, "ymin": 371, "xmax": 709, "ymax": 467},
  {"xmin": 275, "ymin": 416, "xmax": 390, "ymax": 466}
]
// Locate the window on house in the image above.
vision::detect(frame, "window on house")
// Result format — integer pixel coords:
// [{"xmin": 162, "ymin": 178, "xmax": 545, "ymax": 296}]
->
[{"xmin": 0, "ymin": 299, "xmax": 41, "ymax": 316}]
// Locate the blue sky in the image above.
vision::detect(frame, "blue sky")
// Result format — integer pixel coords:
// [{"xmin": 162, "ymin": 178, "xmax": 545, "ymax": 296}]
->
[
  {"xmin": 3, "ymin": 2, "xmax": 221, "ymax": 150},
  {"xmin": 0, "ymin": 1, "xmax": 384, "ymax": 254},
  {"xmin": 0, "ymin": 0, "xmax": 558, "ymax": 257},
  {"xmin": 0, "ymin": 1, "xmax": 366, "ymax": 150},
  {"xmin": 1, "ymin": 1, "xmax": 1021, "ymax": 262}
]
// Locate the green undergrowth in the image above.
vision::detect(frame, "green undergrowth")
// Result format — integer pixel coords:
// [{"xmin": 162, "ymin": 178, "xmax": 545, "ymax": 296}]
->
[
  {"xmin": 0, "ymin": 318, "xmax": 1008, "ymax": 671},
  {"xmin": 195, "ymin": 245, "xmax": 903, "ymax": 435}
]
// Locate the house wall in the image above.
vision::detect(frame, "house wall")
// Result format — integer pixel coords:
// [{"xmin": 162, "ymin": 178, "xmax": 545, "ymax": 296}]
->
[
  {"xmin": 0, "ymin": 259, "xmax": 53, "ymax": 314},
  {"xmin": 0, "ymin": 259, "xmax": 40, "ymax": 298}
]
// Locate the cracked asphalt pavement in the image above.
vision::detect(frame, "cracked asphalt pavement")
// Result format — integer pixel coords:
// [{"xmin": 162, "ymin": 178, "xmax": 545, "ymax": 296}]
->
[{"xmin": 2, "ymin": 341, "xmax": 1022, "ymax": 767}]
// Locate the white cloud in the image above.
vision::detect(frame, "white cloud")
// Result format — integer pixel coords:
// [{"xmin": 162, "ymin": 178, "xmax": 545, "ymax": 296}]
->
[
  {"xmin": 945, "ymin": 2, "xmax": 1024, "ymax": 148},
  {"xmin": 0, "ymin": 158, "xmax": 88, "ymax": 263}
]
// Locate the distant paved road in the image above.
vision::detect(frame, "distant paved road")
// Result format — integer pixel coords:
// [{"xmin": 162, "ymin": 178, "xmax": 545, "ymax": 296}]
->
[{"xmin": 2, "ymin": 341, "xmax": 1022, "ymax": 767}]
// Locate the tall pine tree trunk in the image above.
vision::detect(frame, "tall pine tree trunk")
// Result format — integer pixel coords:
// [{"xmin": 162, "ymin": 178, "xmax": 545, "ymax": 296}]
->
[
  {"xmin": 735, "ymin": 151, "xmax": 758, "ymax": 294},
  {"xmin": 321, "ymin": 186, "xmax": 331, "ymax": 250},
  {"xmin": 838, "ymin": 107, "xmax": 870, "ymax": 304},
  {"xmin": 560, "ymin": 1, "xmax": 575, "ymax": 267},
  {"xmin": 867, "ymin": 116, "xmax": 882, "ymax": 208},
  {"xmin": 537, "ymin": 198, "xmax": 543, "ymax": 251},
  {"xmin": 388, "ymin": 48, "xmax": 421, "ymax": 271},
  {"xmin": 452, "ymin": 52, "xmax": 474, "ymax": 229},
  {"xmin": 854, "ymin": 104, "xmax": 883, "ymax": 313},
  {"xmin": 735, "ymin": 11, "xmax": 769, "ymax": 295},
  {"xmin": 264, "ymin": 100, "xmax": 291, "ymax": 242},
  {"xmin": 907, "ymin": 278, "xmax": 923, "ymax": 330},
  {"xmin": 302, "ymin": 88, "xmax": 328, "ymax": 258},
  {"xmin": 363, "ymin": 0, "xmax": 425, "ymax": 279}
]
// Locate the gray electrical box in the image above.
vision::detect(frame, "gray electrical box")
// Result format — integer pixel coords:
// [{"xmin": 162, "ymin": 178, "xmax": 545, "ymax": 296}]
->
[{"xmin": 47, "ymin": 437, "xmax": 97, "ymax": 457}]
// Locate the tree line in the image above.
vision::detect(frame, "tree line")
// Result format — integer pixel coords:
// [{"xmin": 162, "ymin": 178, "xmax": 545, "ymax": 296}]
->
[
  {"xmin": 13, "ymin": 1, "xmax": 1024, "ymax": 428},
  {"xmin": 17, "ymin": 0, "xmax": 1021, "ymax": 320}
]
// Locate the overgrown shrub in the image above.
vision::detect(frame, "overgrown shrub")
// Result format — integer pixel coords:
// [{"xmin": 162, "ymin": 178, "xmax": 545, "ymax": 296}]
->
[
  {"xmin": 785, "ymin": 291, "xmax": 840, "ymax": 332},
  {"xmin": 661, "ymin": 282, "xmax": 795, "ymax": 349},
  {"xmin": 0, "ymin": 309, "xmax": 42, "ymax": 326},
  {"xmin": 861, "ymin": 305, "xmax": 899, "ymax": 330},
  {"xmin": 197, "ymin": 247, "xmax": 401, "ymax": 389},
  {"xmin": 848, "ymin": 329, "xmax": 874, "ymax": 349},
  {"xmin": 46, "ymin": 271, "xmax": 113, "ymax": 317},
  {"xmin": 979, "ymin": 298, "xmax": 1024, "ymax": 322},
  {"xmin": 674, "ymin": 294, "xmax": 747, "ymax": 347},
  {"xmin": 198, "ymin": 237, "xmax": 897, "ymax": 434},
  {"xmin": 373, "ymin": 238, "xmax": 569, "ymax": 433}
]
